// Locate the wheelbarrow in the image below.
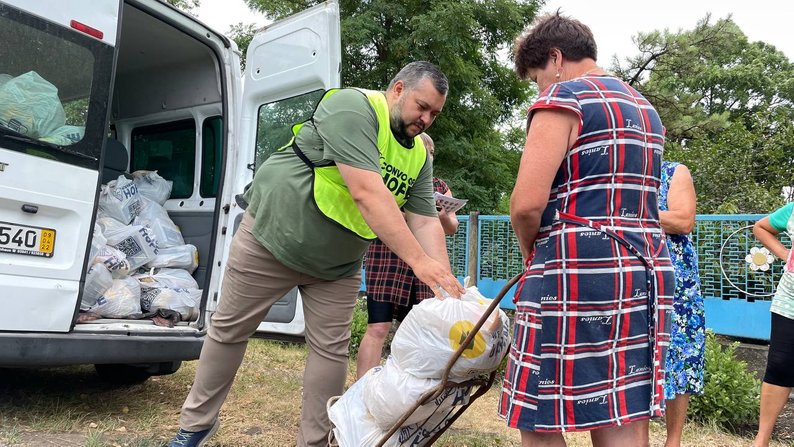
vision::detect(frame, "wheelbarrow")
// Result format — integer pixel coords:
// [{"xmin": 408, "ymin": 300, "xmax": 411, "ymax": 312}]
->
[{"xmin": 328, "ymin": 272, "xmax": 524, "ymax": 447}]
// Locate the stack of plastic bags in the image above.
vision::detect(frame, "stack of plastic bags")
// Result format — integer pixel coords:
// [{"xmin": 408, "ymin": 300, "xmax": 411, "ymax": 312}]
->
[
  {"xmin": 329, "ymin": 287, "xmax": 510, "ymax": 446},
  {"xmin": 81, "ymin": 171, "xmax": 201, "ymax": 320}
]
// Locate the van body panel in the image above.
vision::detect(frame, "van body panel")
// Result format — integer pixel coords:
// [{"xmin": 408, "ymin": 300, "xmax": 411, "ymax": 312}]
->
[
  {"xmin": 2, "ymin": 0, "xmax": 120, "ymax": 46},
  {"xmin": 222, "ymin": 0, "xmax": 341, "ymax": 336}
]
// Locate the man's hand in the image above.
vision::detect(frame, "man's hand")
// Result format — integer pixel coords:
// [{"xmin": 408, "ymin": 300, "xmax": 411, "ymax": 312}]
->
[{"xmin": 411, "ymin": 255, "xmax": 465, "ymax": 299}]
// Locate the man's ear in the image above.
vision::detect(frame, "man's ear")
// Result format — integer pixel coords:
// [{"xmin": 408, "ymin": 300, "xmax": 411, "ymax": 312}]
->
[{"xmin": 392, "ymin": 79, "xmax": 404, "ymax": 96}]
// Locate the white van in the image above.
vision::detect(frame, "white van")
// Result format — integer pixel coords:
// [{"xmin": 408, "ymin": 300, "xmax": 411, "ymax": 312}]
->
[{"xmin": 0, "ymin": 0, "xmax": 340, "ymax": 382}]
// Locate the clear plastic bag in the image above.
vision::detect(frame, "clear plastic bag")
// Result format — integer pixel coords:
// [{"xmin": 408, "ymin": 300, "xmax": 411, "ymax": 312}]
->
[
  {"xmin": 139, "ymin": 287, "xmax": 201, "ymax": 320},
  {"xmin": 87, "ymin": 224, "xmax": 107, "ymax": 267},
  {"xmin": 363, "ymin": 356, "xmax": 441, "ymax": 430},
  {"xmin": 134, "ymin": 268, "xmax": 198, "ymax": 290},
  {"xmin": 98, "ymin": 176, "xmax": 142, "ymax": 224},
  {"xmin": 91, "ymin": 276, "xmax": 142, "ymax": 318},
  {"xmin": 106, "ymin": 225, "xmax": 160, "ymax": 270},
  {"xmin": 390, "ymin": 287, "xmax": 510, "ymax": 381},
  {"xmin": 0, "ymin": 71, "xmax": 65, "ymax": 138},
  {"xmin": 39, "ymin": 125, "xmax": 85, "ymax": 145},
  {"xmin": 133, "ymin": 196, "xmax": 184, "ymax": 248},
  {"xmin": 82, "ymin": 263, "xmax": 113, "ymax": 310},
  {"xmin": 94, "ymin": 245, "xmax": 132, "ymax": 278},
  {"xmin": 132, "ymin": 170, "xmax": 172, "ymax": 205},
  {"xmin": 145, "ymin": 244, "xmax": 198, "ymax": 273}
]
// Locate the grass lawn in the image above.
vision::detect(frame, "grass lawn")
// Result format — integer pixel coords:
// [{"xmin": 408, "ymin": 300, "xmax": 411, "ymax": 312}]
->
[{"xmin": 0, "ymin": 339, "xmax": 790, "ymax": 446}]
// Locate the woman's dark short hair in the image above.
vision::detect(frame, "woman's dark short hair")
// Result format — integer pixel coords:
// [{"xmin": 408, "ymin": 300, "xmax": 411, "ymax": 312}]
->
[{"xmin": 513, "ymin": 12, "xmax": 597, "ymax": 80}]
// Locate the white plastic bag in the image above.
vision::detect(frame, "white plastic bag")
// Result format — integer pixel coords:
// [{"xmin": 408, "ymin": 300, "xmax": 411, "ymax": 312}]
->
[
  {"xmin": 146, "ymin": 244, "xmax": 198, "ymax": 273},
  {"xmin": 94, "ymin": 245, "xmax": 132, "ymax": 278},
  {"xmin": 139, "ymin": 287, "xmax": 201, "ymax": 319},
  {"xmin": 329, "ymin": 367, "xmax": 472, "ymax": 447},
  {"xmin": 390, "ymin": 287, "xmax": 510, "ymax": 381},
  {"xmin": 132, "ymin": 170, "xmax": 172, "ymax": 205},
  {"xmin": 82, "ymin": 263, "xmax": 113, "ymax": 310},
  {"xmin": 0, "ymin": 71, "xmax": 65, "ymax": 138},
  {"xmin": 133, "ymin": 196, "xmax": 184, "ymax": 248},
  {"xmin": 95, "ymin": 216, "xmax": 128, "ymax": 238},
  {"xmin": 98, "ymin": 175, "xmax": 142, "ymax": 224},
  {"xmin": 363, "ymin": 356, "xmax": 442, "ymax": 430},
  {"xmin": 91, "ymin": 276, "xmax": 141, "ymax": 318},
  {"xmin": 106, "ymin": 225, "xmax": 159, "ymax": 270},
  {"xmin": 134, "ymin": 268, "xmax": 198, "ymax": 290},
  {"xmin": 87, "ymin": 224, "xmax": 107, "ymax": 268}
]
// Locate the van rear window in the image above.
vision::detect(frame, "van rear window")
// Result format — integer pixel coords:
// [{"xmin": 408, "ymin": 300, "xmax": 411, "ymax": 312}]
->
[
  {"xmin": 0, "ymin": 4, "xmax": 113, "ymax": 169},
  {"xmin": 130, "ymin": 120, "xmax": 196, "ymax": 199}
]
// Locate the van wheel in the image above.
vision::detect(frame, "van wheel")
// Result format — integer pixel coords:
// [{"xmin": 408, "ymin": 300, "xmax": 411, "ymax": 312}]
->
[{"xmin": 95, "ymin": 364, "xmax": 152, "ymax": 384}]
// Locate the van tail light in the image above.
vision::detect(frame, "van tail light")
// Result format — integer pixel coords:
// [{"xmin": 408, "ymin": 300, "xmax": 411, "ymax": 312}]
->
[{"xmin": 70, "ymin": 20, "xmax": 104, "ymax": 40}]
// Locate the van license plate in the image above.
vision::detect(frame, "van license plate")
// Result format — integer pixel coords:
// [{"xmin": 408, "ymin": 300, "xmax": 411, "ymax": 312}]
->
[{"xmin": 0, "ymin": 222, "xmax": 56, "ymax": 258}]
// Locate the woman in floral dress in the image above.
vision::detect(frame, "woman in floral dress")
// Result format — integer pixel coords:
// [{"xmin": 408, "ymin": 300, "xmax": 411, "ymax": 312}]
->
[{"xmin": 659, "ymin": 161, "xmax": 705, "ymax": 447}]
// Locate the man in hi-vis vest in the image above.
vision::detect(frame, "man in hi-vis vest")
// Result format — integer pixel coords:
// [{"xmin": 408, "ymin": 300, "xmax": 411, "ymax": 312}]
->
[{"xmin": 168, "ymin": 61, "xmax": 465, "ymax": 447}]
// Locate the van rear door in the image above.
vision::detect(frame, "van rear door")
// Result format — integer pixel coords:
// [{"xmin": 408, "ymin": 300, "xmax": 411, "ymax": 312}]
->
[
  {"xmin": 218, "ymin": 0, "xmax": 341, "ymax": 336},
  {"xmin": 0, "ymin": 0, "xmax": 119, "ymax": 332}
]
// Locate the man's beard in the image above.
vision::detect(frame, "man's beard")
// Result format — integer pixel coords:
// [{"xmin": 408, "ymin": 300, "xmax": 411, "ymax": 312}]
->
[{"xmin": 389, "ymin": 98, "xmax": 423, "ymax": 145}]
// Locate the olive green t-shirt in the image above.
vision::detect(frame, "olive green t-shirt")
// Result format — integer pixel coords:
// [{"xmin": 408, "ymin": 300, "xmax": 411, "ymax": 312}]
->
[{"xmin": 243, "ymin": 89, "xmax": 436, "ymax": 280}]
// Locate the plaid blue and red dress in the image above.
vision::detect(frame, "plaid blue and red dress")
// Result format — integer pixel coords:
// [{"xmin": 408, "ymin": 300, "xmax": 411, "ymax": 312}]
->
[
  {"xmin": 365, "ymin": 178, "xmax": 450, "ymax": 306},
  {"xmin": 499, "ymin": 75, "xmax": 674, "ymax": 432}
]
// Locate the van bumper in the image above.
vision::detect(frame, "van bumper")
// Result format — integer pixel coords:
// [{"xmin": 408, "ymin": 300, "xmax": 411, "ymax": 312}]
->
[{"xmin": 0, "ymin": 332, "xmax": 204, "ymax": 367}]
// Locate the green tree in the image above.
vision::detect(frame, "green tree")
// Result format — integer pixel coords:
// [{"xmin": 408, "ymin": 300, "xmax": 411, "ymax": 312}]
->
[
  {"xmin": 235, "ymin": 0, "xmax": 540, "ymax": 212},
  {"xmin": 161, "ymin": 0, "xmax": 200, "ymax": 15},
  {"xmin": 613, "ymin": 16, "xmax": 794, "ymax": 213}
]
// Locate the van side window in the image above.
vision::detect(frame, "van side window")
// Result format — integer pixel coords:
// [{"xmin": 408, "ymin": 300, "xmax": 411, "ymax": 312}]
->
[
  {"xmin": 254, "ymin": 89, "xmax": 324, "ymax": 171},
  {"xmin": 200, "ymin": 116, "xmax": 222, "ymax": 198},
  {"xmin": 130, "ymin": 119, "xmax": 196, "ymax": 199},
  {"xmin": 0, "ymin": 4, "xmax": 113, "ymax": 169}
]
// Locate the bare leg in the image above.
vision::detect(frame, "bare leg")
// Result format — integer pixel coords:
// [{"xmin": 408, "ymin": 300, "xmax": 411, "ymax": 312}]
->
[
  {"xmin": 591, "ymin": 419, "xmax": 649, "ymax": 447},
  {"xmin": 664, "ymin": 394, "xmax": 690, "ymax": 447},
  {"xmin": 520, "ymin": 430, "xmax": 566, "ymax": 447},
  {"xmin": 355, "ymin": 322, "xmax": 391, "ymax": 379},
  {"xmin": 753, "ymin": 382, "xmax": 792, "ymax": 447}
]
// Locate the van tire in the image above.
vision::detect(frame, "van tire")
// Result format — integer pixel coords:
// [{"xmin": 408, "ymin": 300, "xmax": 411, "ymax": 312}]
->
[{"xmin": 94, "ymin": 361, "xmax": 181, "ymax": 384}]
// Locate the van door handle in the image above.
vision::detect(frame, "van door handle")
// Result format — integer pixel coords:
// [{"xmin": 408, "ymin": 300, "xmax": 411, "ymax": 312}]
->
[{"xmin": 21, "ymin": 204, "xmax": 38, "ymax": 214}]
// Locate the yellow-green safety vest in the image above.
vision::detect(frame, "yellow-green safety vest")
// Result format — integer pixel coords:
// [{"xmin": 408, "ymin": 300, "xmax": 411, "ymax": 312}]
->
[{"xmin": 286, "ymin": 88, "xmax": 428, "ymax": 240}]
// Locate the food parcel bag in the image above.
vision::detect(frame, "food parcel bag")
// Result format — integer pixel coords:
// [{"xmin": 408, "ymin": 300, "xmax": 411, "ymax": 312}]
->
[
  {"xmin": 0, "ymin": 71, "xmax": 65, "ymax": 138},
  {"xmin": 134, "ymin": 196, "xmax": 184, "ymax": 248},
  {"xmin": 98, "ymin": 175, "xmax": 142, "ymax": 224},
  {"xmin": 145, "ymin": 244, "xmax": 198, "ymax": 273},
  {"xmin": 105, "ymin": 225, "xmax": 159, "ymax": 270},
  {"xmin": 132, "ymin": 170, "xmax": 172, "ymax": 205},
  {"xmin": 90, "ymin": 276, "xmax": 142, "ymax": 318},
  {"xmin": 390, "ymin": 287, "xmax": 510, "ymax": 381},
  {"xmin": 82, "ymin": 263, "xmax": 113, "ymax": 310},
  {"xmin": 329, "ymin": 367, "xmax": 471, "ymax": 447}
]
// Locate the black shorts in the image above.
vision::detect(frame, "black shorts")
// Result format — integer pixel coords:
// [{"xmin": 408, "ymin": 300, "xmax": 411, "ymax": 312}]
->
[
  {"xmin": 367, "ymin": 284, "xmax": 420, "ymax": 324},
  {"xmin": 764, "ymin": 312, "xmax": 794, "ymax": 388}
]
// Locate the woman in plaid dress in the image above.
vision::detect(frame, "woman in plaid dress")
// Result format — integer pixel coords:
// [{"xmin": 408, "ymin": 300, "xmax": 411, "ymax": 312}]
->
[
  {"xmin": 499, "ymin": 13, "xmax": 674, "ymax": 446},
  {"xmin": 355, "ymin": 133, "xmax": 460, "ymax": 378}
]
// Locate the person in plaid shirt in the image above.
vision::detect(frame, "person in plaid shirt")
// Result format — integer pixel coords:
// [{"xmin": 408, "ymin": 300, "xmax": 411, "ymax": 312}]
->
[
  {"xmin": 355, "ymin": 133, "xmax": 460, "ymax": 379},
  {"xmin": 499, "ymin": 12, "xmax": 674, "ymax": 446}
]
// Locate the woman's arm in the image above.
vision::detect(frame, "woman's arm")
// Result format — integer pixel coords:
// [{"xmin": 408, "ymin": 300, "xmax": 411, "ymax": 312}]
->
[
  {"xmin": 753, "ymin": 217, "xmax": 791, "ymax": 261},
  {"xmin": 660, "ymin": 164, "xmax": 696, "ymax": 235},
  {"xmin": 437, "ymin": 188, "xmax": 459, "ymax": 235},
  {"xmin": 510, "ymin": 109, "xmax": 578, "ymax": 259}
]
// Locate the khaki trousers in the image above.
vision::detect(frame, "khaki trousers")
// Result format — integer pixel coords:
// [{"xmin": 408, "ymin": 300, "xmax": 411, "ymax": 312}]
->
[{"xmin": 179, "ymin": 212, "xmax": 361, "ymax": 447}]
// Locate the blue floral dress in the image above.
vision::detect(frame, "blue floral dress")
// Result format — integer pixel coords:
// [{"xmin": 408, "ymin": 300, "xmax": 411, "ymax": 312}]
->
[{"xmin": 660, "ymin": 161, "xmax": 706, "ymax": 400}]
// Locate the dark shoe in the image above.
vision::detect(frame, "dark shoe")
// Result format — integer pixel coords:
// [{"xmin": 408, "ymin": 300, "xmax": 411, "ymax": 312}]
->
[{"xmin": 167, "ymin": 420, "xmax": 219, "ymax": 447}]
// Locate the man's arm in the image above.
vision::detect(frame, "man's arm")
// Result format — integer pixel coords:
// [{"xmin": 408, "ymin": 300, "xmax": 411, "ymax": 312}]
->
[{"xmin": 336, "ymin": 163, "xmax": 464, "ymax": 297}]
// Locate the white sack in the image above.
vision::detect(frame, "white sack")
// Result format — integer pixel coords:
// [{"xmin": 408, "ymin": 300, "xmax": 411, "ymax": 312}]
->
[
  {"xmin": 106, "ymin": 225, "xmax": 159, "ymax": 270},
  {"xmin": 91, "ymin": 276, "xmax": 141, "ymax": 318},
  {"xmin": 139, "ymin": 287, "xmax": 201, "ymax": 319},
  {"xmin": 134, "ymin": 268, "xmax": 198, "ymax": 290},
  {"xmin": 145, "ymin": 244, "xmax": 198, "ymax": 272},
  {"xmin": 87, "ymin": 224, "xmax": 107, "ymax": 268},
  {"xmin": 98, "ymin": 175, "xmax": 142, "ymax": 224},
  {"xmin": 132, "ymin": 170, "xmax": 172, "ymax": 205},
  {"xmin": 82, "ymin": 263, "xmax": 113, "ymax": 310},
  {"xmin": 133, "ymin": 196, "xmax": 184, "ymax": 248},
  {"xmin": 390, "ymin": 287, "xmax": 510, "ymax": 381},
  {"xmin": 94, "ymin": 245, "xmax": 132, "ymax": 278}
]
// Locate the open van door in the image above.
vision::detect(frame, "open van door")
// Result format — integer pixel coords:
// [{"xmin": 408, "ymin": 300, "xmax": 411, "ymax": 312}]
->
[
  {"xmin": 0, "ymin": 0, "xmax": 118, "ymax": 332},
  {"xmin": 218, "ymin": 0, "xmax": 341, "ymax": 337}
]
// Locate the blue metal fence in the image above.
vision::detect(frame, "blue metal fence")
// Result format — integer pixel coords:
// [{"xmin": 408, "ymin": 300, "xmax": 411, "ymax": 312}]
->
[{"xmin": 361, "ymin": 214, "xmax": 787, "ymax": 340}]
